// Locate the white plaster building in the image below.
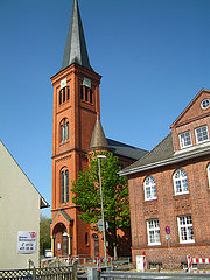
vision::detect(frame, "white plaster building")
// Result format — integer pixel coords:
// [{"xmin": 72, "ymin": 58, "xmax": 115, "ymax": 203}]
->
[{"xmin": 0, "ymin": 141, "xmax": 48, "ymax": 269}]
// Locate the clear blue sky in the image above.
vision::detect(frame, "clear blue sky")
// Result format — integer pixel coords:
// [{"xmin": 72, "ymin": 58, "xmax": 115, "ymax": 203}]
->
[{"xmin": 1, "ymin": 0, "xmax": 210, "ymax": 217}]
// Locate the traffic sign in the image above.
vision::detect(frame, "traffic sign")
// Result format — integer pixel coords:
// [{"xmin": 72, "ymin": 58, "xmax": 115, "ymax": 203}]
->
[
  {"xmin": 166, "ymin": 234, "xmax": 171, "ymax": 240},
  {"xmin": 165, "ymin": 226, "xmax": 170, "ymax": 234},
  {"xmin": 97, "ymin": 219, "xmax": 108, "ymax": 231}
]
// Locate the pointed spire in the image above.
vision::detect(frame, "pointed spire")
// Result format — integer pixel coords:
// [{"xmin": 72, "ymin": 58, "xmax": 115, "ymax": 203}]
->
[
  {"xmin": 62, "ymin": 0, "xmax": 92, "ymax": 71},
  {"xmin": 89, "ymin": 115, "xmax": 108, "ymax": 149}
]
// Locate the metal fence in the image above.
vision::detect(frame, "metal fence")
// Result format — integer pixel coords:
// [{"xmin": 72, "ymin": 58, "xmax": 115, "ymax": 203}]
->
[
  {"xmin": 100, "ymin": 271, "xmax": 210, "ymax": 280},
  {"xmin": 0, "ymin": 264, "xmax": 77, "ymax": 280}
]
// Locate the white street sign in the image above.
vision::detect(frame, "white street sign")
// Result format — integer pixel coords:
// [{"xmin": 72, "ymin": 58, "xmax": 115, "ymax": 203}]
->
[
  {"xmin": 97, "ymin": 218, "xmax": 108, "ymax": 231},
  {"xmin": 17, "ymin": 231, "xmax": 36, "ymax": 254},
  {"xmin": 166, "ymin": 233, "xmax": 171, "ymax": 240}
]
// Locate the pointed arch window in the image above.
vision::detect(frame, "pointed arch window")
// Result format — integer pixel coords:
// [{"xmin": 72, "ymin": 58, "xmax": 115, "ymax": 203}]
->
[
  {"xmin": 62, "ymin": 169, "xmax": 69, "ymax": 204},
  {"xmin": 61, "ymin": 119, "xmax": 69, "ymax": 142},
  {"xmin": 144, "ymin": 176, "xmax": 157, "ymax": 201},
  {"xmin": 173, "ymin": 169, "xmax": 189, "ymax": 196}
]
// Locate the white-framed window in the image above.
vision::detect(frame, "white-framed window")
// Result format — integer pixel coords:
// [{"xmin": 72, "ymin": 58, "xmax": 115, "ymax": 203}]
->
[
  {"xmin": 195, "ymin": 125, "xmax": 209, "ymax": 143},
  {"xmin": 61, "ymin": 119, "xmax": 69, "ymax": 142},
  {"xmin": 177, "ymin": 216, "xmax": 195, "ymax": 244},
  {"xmin": 144, "ymin": 176, "xmax": 157, "ymax": 201},
  {"xmin": 179, "ymin": 131, "xmax": 191, "ymax": 149},
  {"xmin": 147, "ymin": 219, "xmax": 161, "ymax": 246},
  {"xmin": 173, "ymin": 169, "xmax": 189, "ymax": 196},
  {"xmin": 208, "ymin": 163, "xmax": 210, "ymax": 187},
  {"xmin": 201, "ymin": 99, "xmax": 210, "ymax": 109}
]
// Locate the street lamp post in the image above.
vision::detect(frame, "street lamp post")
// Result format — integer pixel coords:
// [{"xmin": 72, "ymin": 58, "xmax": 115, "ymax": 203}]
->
[{"xmin": 97, "ymin": 154, "xmax": 107, "ymax": 267}]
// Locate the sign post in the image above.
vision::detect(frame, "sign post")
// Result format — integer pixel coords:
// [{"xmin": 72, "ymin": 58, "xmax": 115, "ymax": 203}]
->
[{"xmin": 165, "ymin": 226, "xmax": 171, "ymax": 269}]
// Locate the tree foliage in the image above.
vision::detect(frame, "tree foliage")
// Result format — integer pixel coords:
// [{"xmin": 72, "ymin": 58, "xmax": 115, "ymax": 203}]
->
[
  {"xmin": 40, "ymin": 215, "xmax": 51, "ymax": 255},
  {"xmin": 71, "ymin": 150, "xmax": 130, "ymax": 254}
]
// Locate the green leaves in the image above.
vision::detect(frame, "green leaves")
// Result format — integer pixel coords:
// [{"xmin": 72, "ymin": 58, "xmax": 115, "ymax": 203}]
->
[{"xmin": 71, "ymin": 150, "xmax": 131, "ymax": 232}]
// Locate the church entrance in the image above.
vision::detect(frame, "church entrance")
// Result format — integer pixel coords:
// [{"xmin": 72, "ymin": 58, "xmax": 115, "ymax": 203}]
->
[
  {"xmin": 62, "ymin": 233, "xmax": 69, "ymax": 258},
  {"xmin": 92, "ymin": 233, "xmax": 99, "ymax": 258},
  {"xmin": 54, "ymin": 223, "xmax": 69, "ymax": 258}
]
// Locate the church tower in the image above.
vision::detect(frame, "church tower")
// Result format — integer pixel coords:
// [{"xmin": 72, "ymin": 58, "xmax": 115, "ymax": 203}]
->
[{"xmin": 50, "ymin": 0, "xmax": 101, "ymax": 258}]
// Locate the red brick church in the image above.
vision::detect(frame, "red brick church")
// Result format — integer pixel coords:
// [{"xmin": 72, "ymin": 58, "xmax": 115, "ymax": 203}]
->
[{"xmin": 50, "ymin": 0, "xmax": 147, "ymax": 259}]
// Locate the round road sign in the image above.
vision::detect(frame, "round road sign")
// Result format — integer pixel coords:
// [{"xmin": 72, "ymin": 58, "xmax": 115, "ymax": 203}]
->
[{"xmin": 166, "ymin": 226, "xmax": 170, "ymax": 234}]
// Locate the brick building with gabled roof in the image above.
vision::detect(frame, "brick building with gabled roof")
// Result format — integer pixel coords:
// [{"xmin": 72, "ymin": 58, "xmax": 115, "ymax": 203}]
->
[{"xmin": 120, "ymin": 89, "xmax": 210, "ymax": 269}]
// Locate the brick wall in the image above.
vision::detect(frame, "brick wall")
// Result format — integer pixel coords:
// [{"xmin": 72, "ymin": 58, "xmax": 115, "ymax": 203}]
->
[{"xmin": 128, "ymin": 155, "xmax": 210, "ymax": 267}]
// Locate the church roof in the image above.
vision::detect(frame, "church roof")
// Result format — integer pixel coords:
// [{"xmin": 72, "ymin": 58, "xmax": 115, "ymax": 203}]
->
[
  {"xmin": 61, "ymin": 0, "xmax": 92, "ymax": 71},
  {"xmin": 89, "ymin": 115, "xmax": 108, "ymax": 149},
  {"xmin": 122, "ymin": 133, "xmax": 175, "ymax": 172},
  {"xmin": 107, "ymin": 139, "xmax": 148, "ymax": 161}
]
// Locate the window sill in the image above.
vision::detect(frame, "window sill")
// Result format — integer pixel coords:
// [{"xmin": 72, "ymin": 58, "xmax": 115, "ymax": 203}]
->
[
  {"xmin": 174, "ymin": 192, "xmax": 189, "ymax": 197},
  {"xmin": 148, "ymin": 243, "xmax": 161, "ymax": 246},
  {"xmin": 145, "ymin": 197, "xmax": 157, "ymax": 202},
  {"xmin": 80, "ymin": 100, "xmax": 93, "ymax": 106},
  {"xmin": 59, "ymin": 141, "xmax": 70, "ymax": 147},
  {"xmin": 179, "ymin": 240, "xmax": 195, "ymax": 245}
]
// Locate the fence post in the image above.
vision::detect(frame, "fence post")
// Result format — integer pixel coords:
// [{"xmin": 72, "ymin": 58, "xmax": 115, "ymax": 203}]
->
[
  {"xmin": 33, "ymin": 267, "xmax": 36, "ymax": 280},
  {"xmin": 72, "ymin": 260, "xmax": 78, "ymax": 280}
]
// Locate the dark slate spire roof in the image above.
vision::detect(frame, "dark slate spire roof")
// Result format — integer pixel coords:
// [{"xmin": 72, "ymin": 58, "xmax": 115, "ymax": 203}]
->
[
  {"xmin": 62, "ymin": 0, "xmax": 92, "ymax": 71},
  {"xmin": 89, "ymin": 115, "xmax": 108, "ymax": 149}
]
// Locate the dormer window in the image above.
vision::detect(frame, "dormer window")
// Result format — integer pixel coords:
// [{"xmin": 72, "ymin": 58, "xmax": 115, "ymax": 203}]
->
[
  {"xmin": 195, "ymin": 125, "xmax": 209, "ymax": 143},
  {"xmin": 179, "ymin": 131, "xmax": 191, "ymax": 149},
  {"xmin": 202, "ymin": 99, "xmax": 210, "ymax": 109}
]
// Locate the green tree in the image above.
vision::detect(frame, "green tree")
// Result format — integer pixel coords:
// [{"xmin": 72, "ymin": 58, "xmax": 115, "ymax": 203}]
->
[
  {"xmin": 40, "ymin": 215, "xmax": 51, "ymax": 256},
  {"xmin": 71, "ymin": 150, "xmax": 130, "ymax": 257}
]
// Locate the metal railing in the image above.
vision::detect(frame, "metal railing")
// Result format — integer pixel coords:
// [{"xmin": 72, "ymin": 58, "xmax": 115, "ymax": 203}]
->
[
  {"xmin": 0, "ymin": 263, "xmax": 77, "ymax": 280},
  {"xmin": 100, "ymin": 271, "xmax": 210, "ymax": 279}
]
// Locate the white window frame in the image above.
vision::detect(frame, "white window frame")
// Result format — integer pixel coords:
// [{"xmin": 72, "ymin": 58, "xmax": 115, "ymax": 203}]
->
[
  {"xmin": 144, "ymin": 176, "xmax": 157, "ymax": 201},
  {"xmin": 179, "ymin": 131, "xmax": 192, "ymax": 149},
  {"xmin": 201, "ymin": 99, "xmax": 210, "ymax": 109},
  {"xmin": 177, "ymin": 216, "xmax": 195, "ymax": 244},
  {"xmin": 208, "ymin": 163, "xmax": 210, "ymax": 188},
  {"xmin": 173, "ymin": 169, "xmax": 189, "ymax": 196},
  {"xmin": 195, "ymin": 125, "xmax": 209, "ymax": 144},
  {"xmin": 147, "ymin": 219, "xmax": 161, "ymax": 246}
]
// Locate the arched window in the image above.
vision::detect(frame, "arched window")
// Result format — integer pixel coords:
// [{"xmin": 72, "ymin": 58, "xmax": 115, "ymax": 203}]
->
[
  {"xmin": 144, "ymin": 176, "xmax": 156, "ymax": 201},
  {"xmin": 61, "ymin": 119, "xmax": 69, "ymax": 142},
  {"xmin": 61, "ymin": 169, "xmax": 69, "ymax": 203},
  {"xmin": 173, "ymin": 169, "xmax": 189, "ymax": 196}
]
